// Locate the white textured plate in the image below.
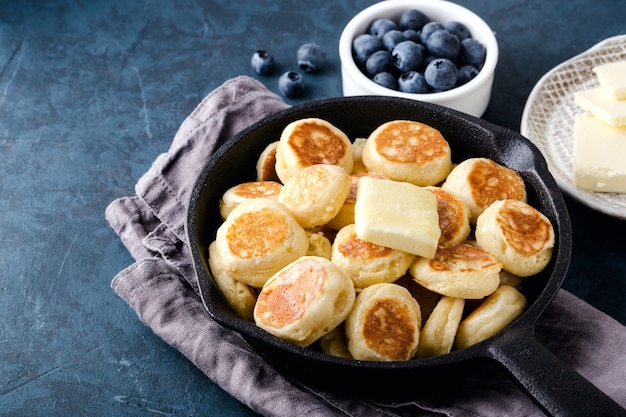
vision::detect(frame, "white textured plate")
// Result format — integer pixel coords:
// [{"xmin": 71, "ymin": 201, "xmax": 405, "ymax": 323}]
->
[{"xmin": 521, "ymin": 35, "xmax": 626, "ymax": 220}]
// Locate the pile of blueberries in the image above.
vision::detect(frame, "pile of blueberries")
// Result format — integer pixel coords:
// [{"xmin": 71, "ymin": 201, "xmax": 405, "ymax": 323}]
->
[
  {"xmin": 251, "ymin": 43, "xmax": 326, "ymax": 99},
  {"xmin": 352, "ymin": 9, "xmax": 486, "ymax": 93}
]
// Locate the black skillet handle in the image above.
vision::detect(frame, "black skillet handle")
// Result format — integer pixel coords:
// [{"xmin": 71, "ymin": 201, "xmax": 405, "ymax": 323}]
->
[{"xmin": 487, "ymin": 327, "xmax": 626, "ymax": 417}]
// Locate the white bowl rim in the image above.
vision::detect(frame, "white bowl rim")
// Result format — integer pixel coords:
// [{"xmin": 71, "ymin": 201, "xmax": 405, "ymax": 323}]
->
[{"xmin": 339, "ymin": 0, "xmax": 499, "ymax": 101}]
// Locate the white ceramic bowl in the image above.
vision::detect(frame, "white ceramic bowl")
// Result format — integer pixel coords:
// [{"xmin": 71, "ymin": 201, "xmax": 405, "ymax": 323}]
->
[{"xmin": 339, "ymin": 0, "xmax": 498, "ymax": 118}]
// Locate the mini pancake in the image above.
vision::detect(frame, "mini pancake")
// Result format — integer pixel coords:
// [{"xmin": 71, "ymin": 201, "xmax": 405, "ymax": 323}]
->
[
  {"xmin": 275, "ymin": 118, "xmax": 354, "ymax": 182},
  {"xmin": 345, "ymin": 282, "xmax": 421, "ymax": 361},
  {"xmin": 351, "ymin": 138, "xmax": 369, "ymax": 174},
  {"xmin": 253, "ymin": 256, "xmax": 355, "ymax": 347},
  {"xmin": 326, "ymin": 171, "xmax": 385, "ymax": 231},
  {"xmin": 215, "ymin": 198, "xmax": 309, "ymax": 287},
  {"xmin": 305, "ymin": 230, "xmax": 332, "ymax": 259},
  {"xmin": 208, "ymin": 241, "xmax": 257, "ymax": 321},
  {"xmin": 475, "ymin": 199, "xmax": 555, "ymax": 277},
  {"xmin": 499, "ymin": 270, "xmax": 524, "ymax": 291},
  {"xmin": 441, "ymin": 157, "xmax": 527, "ymax": 224},
  {"xmin": 409, "ymin": 243, "xmax": 501, "ymax": 299},
  {"xmin": 331, "ymin": 224, "xmax": 416, "ymax": 288},
  {"xmin": 454, "ymin": 285, "xmax": 527, "ymax": 349},
  {"xmin": 361, "ymin": 120, "xmax": 452, "ymax": 186},
  {"xmin": 277, "ymin": 164, "xmax": 351, "ymax": 229},
  {"xmin": 317, "ymin": 324, "xmax": 353, "ymax": 359},
  {"xmin": 425, "ymin": 186, "xmax": 471, "ymax": 246},
  {"xmin": 416, "ymin": 296, "xmax": 465, "ymax": 358},
  {"xmin": 219, "ymin": 180, "xmax": 282, "ymax": 220},
  {"xmin": 256, "ymin": 141, "xmax": 280, "ymax": 182}
]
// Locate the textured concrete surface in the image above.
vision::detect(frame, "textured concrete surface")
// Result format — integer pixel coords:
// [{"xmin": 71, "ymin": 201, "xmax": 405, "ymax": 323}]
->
[{"xmin": 1, "ymin": 0, "xmax": 625, "ymax": 415}]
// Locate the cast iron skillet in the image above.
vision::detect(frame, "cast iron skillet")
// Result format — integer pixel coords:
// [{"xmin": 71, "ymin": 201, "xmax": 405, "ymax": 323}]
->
[{"xmin": 186, "ymin": 96, "xmax": 625, "ymax": 417}]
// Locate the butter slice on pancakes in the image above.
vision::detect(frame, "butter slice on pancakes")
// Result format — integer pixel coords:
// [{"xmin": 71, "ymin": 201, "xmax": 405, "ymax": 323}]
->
[{"xmin": 354, "ymin": 176, "xmax": 440, "ymax": 259}]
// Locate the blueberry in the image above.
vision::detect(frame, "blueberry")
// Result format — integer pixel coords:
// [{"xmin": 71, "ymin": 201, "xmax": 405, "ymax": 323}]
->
[
  {"xmin": 445, "ymin": 21, "xmax": 471, "ymax": 41},
  {"xmin": 382, "ymin": 30, "xmax": 407, "ymax": 51},
  {"xmin": 421, "ymin": 54, "xmax": 437, "ymax": 72},
  {"xmin": 459, "ymin": 38, "xmax": 486, "ymax": 68},
  {"xmin": 419, "ymin": 21, "xmax": 444, "ymax": 44},
  {"xmin": 251, "ymin": 50, "xmax": 275, "ymax": 75},
  {"xmin": 399, "ymin": 9, "xmax": 429, "ymax": 31},
  {"xmin": 426, "ymin": 29, "xmax": 460, "ymax": 59},
  {"xmin": 366, "ymin": 50, "xmax": 395, "ymax": 76},
  {"xmin": 398, "ymin": 71, "xmax": 430, "ymax": 93},
  {"xmin": 352, "ymin": 33, "xmax": 384, "ymax": 66},
  {"xmin": 424, "ymin": 58, "xmax": 458, "ymax": 91},
  {"xmin": 372, "ymin": 72, "xmax": 398, "ymax": 90},
  {"xmin": 278, "ymin": 71, "xmax": 305, "ymax": 98},
  {"xmin": 297, "ymin": 43, "xmax": 326, "ymax": 72},
  {"xmin": 369, "ymin": 18, "xmax": 397, "ymax": 38},
  {"xmin": 403, "ymin": 29, "xmax": 421, "ymax": 43},
  {"xmin": 391, "ymin": 40, "xmax": 423, "ymax": 73},
  {"xmin": 457, "ymin": 65, "xmax": 480, "ymax": 85}
]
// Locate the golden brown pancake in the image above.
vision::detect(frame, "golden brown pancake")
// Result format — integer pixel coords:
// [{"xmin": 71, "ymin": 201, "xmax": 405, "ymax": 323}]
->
[
  {"xmin": 425, "ymin": 186, "xmax": 471, "ymax": 246},
  {"xmin": 219, "ymin": 180, "xmax": 282, "ymax": 220},
  {"xmin": 409, "ymin": 243, "xmax": 501, "ymax": 299},
  {"xmin": 442, "ymin": 157, "xmax": 527, "ymax": 223},
  {"xmin": 454, "ymin": 285, "xmax": 527, "ymax": 349},
  {"xmin": 345, "ymin": 282, "xmax": 421, "ymax": 361},
  {"xmin": 256, "ymin": 141, "xmax": 280, "ymax": 182},
  {"xmin": 416, "ymin": 296, "xmax": 465, "ymax": 358},
  {"xmin": 475, "ymin": 199, "xmax": 555, "ymax": 277},
  {"xmin": 275, "ymin": 118, "xmax": 353, "ymax": 182},
  {"xmin": 215, "ymin": 198, "xmax": 309, "ymax": 287},
  {"xmin": 331, "ymin": 224, "xmax": 416, "ymax": 288},
  {"xmin": 361, "ymin": 120, "xmax": 452, "ymax": 186},
  {"xmin": 208, "ymin": 241, "xmax": 257, "ymax": 321},
  {"xmin": 253, "ymin": 256, "xmax": 355, "ymax": 347}
]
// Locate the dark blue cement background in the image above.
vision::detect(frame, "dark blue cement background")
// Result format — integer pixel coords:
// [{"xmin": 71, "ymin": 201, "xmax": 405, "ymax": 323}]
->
[{"xmin": 1, "ymin": 0, "xmax": 625, "ymax": 415}]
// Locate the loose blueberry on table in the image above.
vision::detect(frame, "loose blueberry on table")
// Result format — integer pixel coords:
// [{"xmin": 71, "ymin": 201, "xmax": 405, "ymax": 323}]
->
[
  {"xmin": 251, "ymin": 50, "xmax": 275, "ymax": 76},
  {"xmin": 278, "ymin": 71, "xmax": 305, "ymax": 98},
  {"xmin": 297, "ymin": 43, "xmax": 326, "ymax": 72}
]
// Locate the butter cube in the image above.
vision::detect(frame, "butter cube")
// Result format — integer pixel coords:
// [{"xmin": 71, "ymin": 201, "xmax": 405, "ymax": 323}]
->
[
  {"xmin": 593, "ymin": 61, "xmax": 626, "ymax": 101},
  {"xmin": 354, "ymin": 176, "xmax": 440, "ymax": 258},
  {"xmin": 573, "ymin": 113, "xmax": 626, "ymax": 193},
  {"xmin": 575, "ymin": 87, "xmax": 626, "ymax": 127}
]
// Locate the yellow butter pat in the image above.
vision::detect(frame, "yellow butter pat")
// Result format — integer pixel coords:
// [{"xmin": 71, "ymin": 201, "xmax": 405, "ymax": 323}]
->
[
  {"xmin": 573, "ymin": 113, "xmax": 626, "ymax": 193},
  {"xmin": 574, "ymin": 87, "xmax": 626, "ymax": 127},
  {"xmin": 593, "ymin": 61, "xmax": 626, "ymax": 101},
  {"xmin": 354, "ymin": 176, "xmax": 440, "ymax": 258}
]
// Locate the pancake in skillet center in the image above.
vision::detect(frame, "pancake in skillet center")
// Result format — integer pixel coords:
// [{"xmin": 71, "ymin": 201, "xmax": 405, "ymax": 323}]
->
[{"xmin": 361, "ymin": 120, "xmax": 452, "ymax": 186}]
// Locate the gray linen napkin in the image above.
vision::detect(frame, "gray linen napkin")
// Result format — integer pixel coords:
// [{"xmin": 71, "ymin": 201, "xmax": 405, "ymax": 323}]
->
[{"xmin": 106, "ymin": 76, "xmax": 626, "ymax": 417}]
